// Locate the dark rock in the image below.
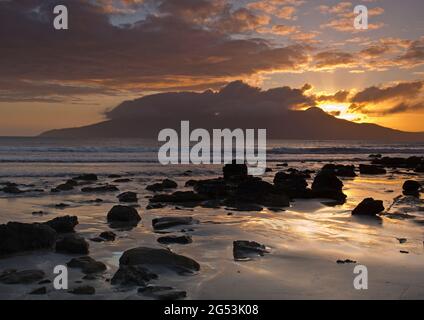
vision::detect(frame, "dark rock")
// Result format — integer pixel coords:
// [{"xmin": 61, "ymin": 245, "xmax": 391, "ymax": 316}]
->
[
  {"xmin": 233, "ymin": 240, "xmax": 269, "ymax": 261},
  {"xmin": 146, "ymin": 179, "xmax": 178, "ymax": 192},
  {"xmin": 74, "ymin": 174, "xmax": 98, "ymax": 181},
  {"xmin": 336, "ymin": 259, "xmax": 356, "ymax": 264},
  {"xmin": 119, "ymin": 247, "xmax": 200, "ymax": 274},
  {"xmin": 311, "ymin": 170, "xmax": 346, "ymax": 202},
  {"xmin": 67, "ymin": 256, "xmax": 106, "ymax": 274},
  {"xmin": 29, "ymin": 287, "xmax": 47, "ymax": 295},
  {"xmin": 415, "ymin": 164, "xmax": 424, "ymax": 173},
  {"xmin": 146, "ymin": 203, "xmax": 165, "ymax": 210},
  {"xmin": 0, "ymin": 269, "xmax": 45, "ymax": 284},
  {"xmin": 359, "ymin": 164, "xmax": 386, "ymax": 175},
  {"xmin": 152, "ymin": 217, "xmax": 198, "ymax": 230},
  {"xmin": 117, "ymin": 191, "xmax": 138, "ymax": 203},
  {"xmin": 111, "ymin": 265, "xmax": 158, "ymax": 286},
  {"xmin": 192, "ymin": 178, "xmax": 228, "ymax": 198},
  {"xmin": 2, "ymin": 186, "xmax": 24, "ymax": 194},
  {"xmin": 0, "ymin": 222, "xmax": 57, "ymax": 256},
  {"xmin": 55, "ymin": 235, "xmax": 89, "ymax": 254},
  {"xmin": 372, "ymin": 156, "xmax": 423, "ymax": 169},
  {"xmin": 51, "ymin": 180, "xmax": 78, "ymax": 192},
  {"xmin": 107, "ymin": 205, "xmax": 141, "ymax": 222},
  {"xmin": 223, "ymin": 160, "xmax": 248, "ymax": 181},
  {"xmin": 113, "ymin": 178, "xmax": 131, "ymax": 183},
  {"xmin": 108, "ymin": 174, "xmax": 122, "ymax": 179},
  {"xmin": 352, "ymin": 198, "xmax": 384, "ymax": 216},
  {"xmin": 99, "ymin": 231, "xmax": 116, "ymax": 241},
  {"xmin": 81, "ymin": 184, "xmax": 119, "ymax": 193},
  {"xmin": 273, "ymin": 171, "xmax": 310, "ymax": 198},
  {"xmin": 369, "ymin": 154, "xmax": 382, "ymax": 159},
  {"xmin": 403, "ymin": 180, "xmax": 421, "ymax": 195},
  {"xmin": 69, "ymin": 285, "xmax": 95, "ymax": 295},
  {"xmin": 55, "ymin": 203, "xmax": 70, "ymax": 209},
  {"xmin": 322, "ymin": 164, "xmax": 356, "ymax": 177},
  {"xmin": 38, "ymin": 279, "xmax": 51, "ymax": 284},
  {"xmin": 44, "ymin": 215, "xmax": 78, "ymax": 233},
  {"xmin": 157, "ymin": 235, "xmax": 192, "ymax": 245},
  {"xmin": 32, "ymin": 211, "xmax": 47, "ymax": 216}
]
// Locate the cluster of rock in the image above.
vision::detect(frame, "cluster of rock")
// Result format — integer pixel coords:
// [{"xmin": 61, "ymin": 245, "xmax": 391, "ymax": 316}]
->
[{"xmin": 371, "ymin": 156, "xmax": 424, "ymax": 172}]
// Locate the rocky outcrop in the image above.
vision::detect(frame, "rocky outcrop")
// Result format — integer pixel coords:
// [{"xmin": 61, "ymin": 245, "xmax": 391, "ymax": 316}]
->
[
  {"xmin": 273, "ymin": 171, "xmax": 310, "ymax": 198},
  {"xmin": 233, "ymin": 240, "xmax": 269, "ymax": 261},
  {"xmin": 67, "ymin": 256, "xmax": 106, "ymax": 274},
  {"xmin": 359, "ymin": 164, "xmax": 387, "ymax": 175},
  {"xmin": 107, "ymin": 205, "xmax": 141, "ymax": 223},
  {"xmin": 223, "ymin": 161, "xmax": 248, "ymax": 181},
  {"xmin": 311, "ymin": 170, "xmax": 346, "ymax": 202},
  {"xmin": 55, "ymin": 235, "xmax": 89, "ymax": 254},
  {"xmin": 117, "ymin": 191, "xmax": 138, "ymax": 203},
  {"xmin": 322, "ymin": 164, "xmax": 356, "ymax": 177},
  {"xmin": 111, "ymin": 265, "xmax": 158, "ymax": 286},
  {"xmin": 0, "ymin": 222, "xmax": 57, "ymax": 256},
  {"xmin": 146, "ymin": 179, "xmax": 178, "ymax": 192},
  {"xmin": 81, "ymin": 184, "xmax": 118, "ymax": 193},
  {"xmin": 150, "ymin": 191, "xmax": 207, "ymax": 204},
  {"xmin": 403, "ymin": 180, "xmax": 421, "ymax": 196}
]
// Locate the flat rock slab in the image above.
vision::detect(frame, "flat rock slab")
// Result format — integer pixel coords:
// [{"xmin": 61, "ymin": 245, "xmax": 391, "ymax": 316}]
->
[
  {"xmin": 152, "ymin": 217, "xmax": 198, "ymax": 230},
  {"xmin": 233, "ymin": 240, "xmax": 270, "ymax": 261}
]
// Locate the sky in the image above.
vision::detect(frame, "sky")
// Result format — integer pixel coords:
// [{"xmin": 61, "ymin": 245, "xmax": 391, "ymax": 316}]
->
[{"xmin": 0, "ymin": 0, "xmax": 423, "ymax": 136}]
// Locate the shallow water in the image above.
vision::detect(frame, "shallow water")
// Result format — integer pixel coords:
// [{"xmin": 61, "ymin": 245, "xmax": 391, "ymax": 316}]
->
[{"xmin": 0, "ymin": 139, "xmax": 423, "ymax": 299}]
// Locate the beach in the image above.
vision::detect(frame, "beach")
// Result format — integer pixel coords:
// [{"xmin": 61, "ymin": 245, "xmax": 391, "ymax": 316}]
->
[{"xmin": 0, "ymin": 138, "xmax": 423, "ymax": 300}]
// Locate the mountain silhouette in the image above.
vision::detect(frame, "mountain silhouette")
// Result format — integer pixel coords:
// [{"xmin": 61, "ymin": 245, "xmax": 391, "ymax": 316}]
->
[{"xmin": 40, "ymin": 81, "xmax": 424, "ymax": 141}]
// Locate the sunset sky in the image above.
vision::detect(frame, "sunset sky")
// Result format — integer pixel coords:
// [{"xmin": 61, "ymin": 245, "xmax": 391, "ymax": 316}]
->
[{"xmin": 1, "ymin": 0, "xmax": 423, "ymax": 136}]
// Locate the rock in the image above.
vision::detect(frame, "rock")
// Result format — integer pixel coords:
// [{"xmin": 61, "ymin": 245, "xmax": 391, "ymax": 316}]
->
[
  {"xmin": 69, "ymin": 285, "xmax": 95, "ymax": 295},
  {"xmin": 107, "ymin": 205, "xmax": 141, "ymax": 223},
  {"xmin": 403, "ymin": 180, "xmax": 421, "ymax": 195},
  {"xmin": 322, "ymin": 164, "xmax": 356, "ymax": 177},
  {"xmin": 2, "ymin": 186, "xmax": 24, "ymax": 194},
  {"xmin": 38, "ymin": 279, "xmax": 51, "ymax": 284},
  {"xmin": 74, "ymin": 174, "xmax": 98, "ymax": 181},
  {"xmin": 192, "ymin": 178, "xmax": 228, "ymax": 198},
  {"xmin": 55, "ymin": 203, "xmax": 70, "ymax": 209},
  {"xmin": 67, "ymin": 256, "xmax": 106, "ymax": 274},
  {"xmin": 44, "ymin": 215, "xmax": 78, "ymax": 233},
  {"xmin": 311, "ymin": 170, "xmax": 346, "ymax": 202},
  {"xmin": 152, "ymin": 217, "xmax": 198, "ymax": 230},
  {"xmin": 157, "ymin": 235, "xmax": 192, "ymax": 245},
  {"xmin": 81, "ymin": 184, "xmax": 119, "ymax": 193},
  {"xmin": 0, "ymin": 269, "xmax": 45, "ymax": 284},
  {"xmin": 0, "ymin": 222, "xmax": 57, "ymax": 256},
  {"xmin": 415, "ymin": 164, "xmax": 424, "ymax": 173},
  {"xmin": 369, "ymin": 154, "xmax": 382, "ymax": 159},
  {"xmin": 99, "ymin": 231, "xmax": 116, "ymax": 241},
  {"xmin": 233, "ymin": 240, "xmax": 269, "ymax": 261},
  {"xmin": 150, "ymin": 191, "xmax": 207, "ymax": 204},
  {"xmin": 273, "ymin": 171, "xmax": 310, "ymax": 198},
  {"xmin": 336, "ymin": 259, "xmax": 356, "ymax": 264},
  {"xmin": 372, "ymin": 156, "xmax": 423, "ymax": 169},
  {"xmin": 51, "ymin": 180, "xmax": 78, "ymax": 192},
  {"xmin": 55, "ymin": 235, "xmax": 89, "ymax": 254},
  {"xmin": 359, "ymin": 164, "xmax": 386, "ymax": 175},
  {"xmin": 146, "ymin": 179, "xmax": 178, "ymax": 192},
  {"xmin": 29, "ymin": 287, "xmax": 47, "ymax": 295},
  {"xmin": 119, "ymin": 247, "xmax": 200, "ymax": 274},
  {"xmin": 146, "ymin": 203, "xmax": 165, "ymax": 210},
  {"xmin": 138, "ymin": 285, "xmax": 187, "ymax": 300},
  {"xmin": 352, "ymin": 198, "xmax": 384, "ymax": 216},
  {"xmin": 117, "ymin": 191, "xmax": 138, "ymax": 203},
  {"xmin": 223, "ymin": 161, "xmax": 248, "ymax": 181},
  {"xmin": 111, "ymin": 265, "xmax": 158, "ymax": 286},
  {"xmin": 32, "ymin": 211, "xmax": 47, "ymax": 216}
]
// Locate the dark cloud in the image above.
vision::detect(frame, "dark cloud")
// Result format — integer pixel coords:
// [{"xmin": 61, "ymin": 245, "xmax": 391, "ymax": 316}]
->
[
  {"xmin": 0, "ymin": 0, "xmax": 309, "ymax": 102},
  {"xmin": 351, "ymin": 81, "xmax": 423, "ymax": 104}
]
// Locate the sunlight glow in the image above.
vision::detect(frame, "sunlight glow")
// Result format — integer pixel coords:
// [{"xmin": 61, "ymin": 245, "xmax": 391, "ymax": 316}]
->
[{"xmin": 318, "ymin": 103, "xmax": 362, "ymax": 122}]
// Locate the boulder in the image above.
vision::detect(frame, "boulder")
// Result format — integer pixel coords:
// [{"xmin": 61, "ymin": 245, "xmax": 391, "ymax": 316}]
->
[
  {"xmin": 403, "ymin": 180, "xmax": 421, "ymax": 195},
  {"xmin": 415, "ymin": 164, "xmax": 424, "ymax": 173},
  {"xmin": 111, "ymin": 265, "xmax": 157, "ymax": 286},
  {"xmin": 223, "ymin": 161, "xmax": 248, "ymax": 181},
  {"xmin": 117, "ymin": 191, "xmax": 138, "ymax": 203},
  {"xmin": 152, "ymin": 217, "xmax": 198, "ymax": 230},
  {"xmin": 359, "ymin": 164, "xmax": 386, "ymax": 175},
  {"xmin": 67, "ymin": 256, "xmax": 106, "ymax": 274},
  {"xmin": 2, "ymin": 186, "xmax": 24, "ymax": 194},
  {"xmin": 352, "ymin": 198, "xmax": 384, "ymax": 216},
  {"xmin": 0, "ymin": 222, "xmax": 57, "ymax": 256},
  {"xmin": 90, "ymin": 231, "xmax": 116, "ymax": 242},
  {"xmin": 273, "ymin": 171, "xmax": 310, "ymax": 198},
  {"xmin": 44, "ymin": 215, "xmax": 78, "ymax": 233},
  {"xmin": 55, "ymin": 235, "xmax": 89, "ymax": 254},
  {"xmin": 107, "ymin": 205, "xmax": 141, "ymax": 222},
  {"xmin": 157, "ymin": 235, "xmax": 193, "ymax": 245},
  {"xmin": 322, "ymin": 164, "xmax": 356, "ymax": 177},
  {"xmin": 233, "ymin": 240, "xmax": 269, "ymax": 261},
  {"xmin": 146, "ymin": 179, "xmax": 178, "ymax": 192},
  {"xmin": 51, "ymin": 179, "xmax": 78, "ymax": 192},
  {"xmin": 0, "ymin": 269, "xmax": 45, "ymax": 284},
  {"xmin": 192, "ymin": 178, "xmax": 228, "ymax": 198},
  {"xmin": 311, "ymin": 170, "xmax": 346, "ymax": 202},
  {"xmin": 119, "ymin": 247, "xmax": 200, "ymax": 274}
]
